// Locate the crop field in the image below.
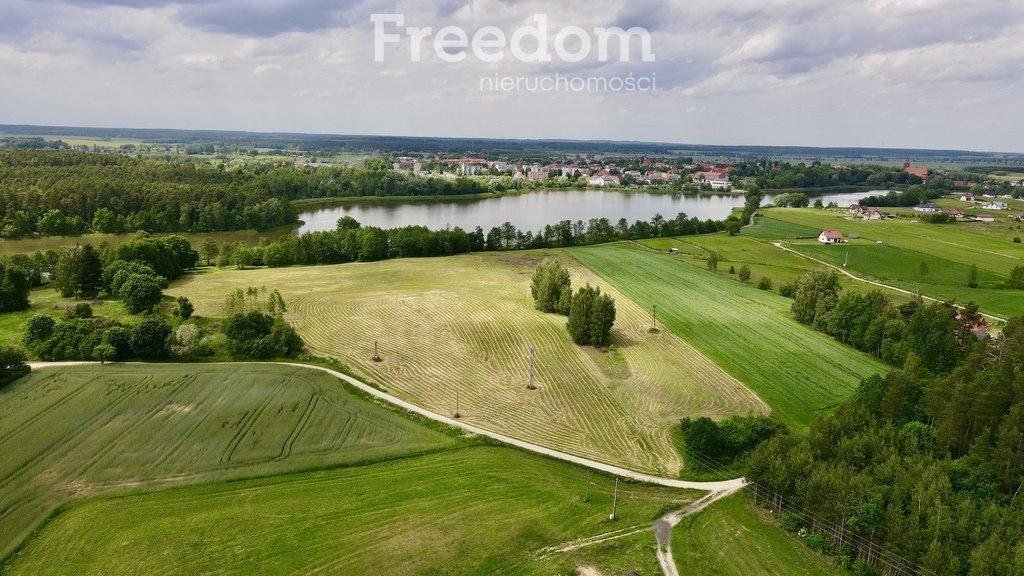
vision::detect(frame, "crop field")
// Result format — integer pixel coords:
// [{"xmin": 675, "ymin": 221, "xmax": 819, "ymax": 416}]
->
[
  {"xmin": 571, "ymin": 243, "xmax": 887, "ymax": 428},
  {"xmin": 761, "ymin": 209, "xmax": 1024, "ymax": 276},
  {"xmin": 0, "ymin": 364, "xmax": 455, "ymax": 558},
  {"xmin": 168, "ymin": 252, "xmax": 769, "ymax": 476},
  {"xmin": 0, "ymin": 228, "xmax": 295, "ymax": 257},
  {"xmin": 673, "ymin": 492, "xmax": 845, "ymax": 575},
  {"xmin": 3, "ymin": 446, "xmax": 695, "ymax": 576}
]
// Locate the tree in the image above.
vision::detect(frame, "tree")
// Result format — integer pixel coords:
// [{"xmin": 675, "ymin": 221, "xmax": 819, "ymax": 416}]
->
[
  {"xmin": 739, "ymin": 265, "xmax": 752, "ymax": 283},
  {"xmin": 200, "ymin": 238, "xmax": 219, "ymax": 266},
  {"xmin": 967, "ymin": 264, "xmax": 979, "ymax": 288},
  {"xmin": 0, "ymin": 261, "xmax": 31, "ymax": 312},
  {"xmin": 53, "ymin": 245, "xmax": 103, "ymax": 299},
  {"xmin": 120, "ymin": 274, "xmax": 164, "ymax": 314},
  {"xmin": 1008, "ymin": 265, "xmax": 1024, "ymax": 289},
  {"xmin": 129, "ymin": 318, "xmax": 171, "ymax": 359},
  {"xmin": 707, "ymin": 251, "xmax": 722, "ymax": 271},
  {"xmin": 175, "ymin": 296, "xmax": 194, "ymax": 320},
  {"xmin": 0, "ymin": 345, "xmax": 29, "ymax": 387},
  {"xmin": 919, "ymin": 261, "xmax": 929, "ymax": 278},
  {"xmin": 567, "ymin": 284, "xmax": 616, "ymax": 346},
  {"xmin": 791, "ymin": 269, "xmax": 841, "ymax": 328},
  {"xmin": 93, "ymin": 342, "xmax": 116, "ymax": 364},
  {"xmin": 530, "ymin": 259, "xmax": 572, "ymax": 314},
  {"xmin": 91, "ymin": 208, "xmax": 119, "ymax": 233},
  {"xmin": 24, "ymin": 314, "xmax": 56, "ymax": 347}
]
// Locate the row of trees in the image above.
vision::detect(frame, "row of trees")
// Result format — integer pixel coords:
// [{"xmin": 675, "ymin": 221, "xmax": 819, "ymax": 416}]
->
[
  {"xmin": 213, "ymin": 213, "xmax": 726, "ymax": 270},
  {"xmin": 530, "ymin": 260, "xmax": 616, "ymax": 347},
  {"xmin": 730, "ymin": 161, "xmax": 924, "ymax": 189}
]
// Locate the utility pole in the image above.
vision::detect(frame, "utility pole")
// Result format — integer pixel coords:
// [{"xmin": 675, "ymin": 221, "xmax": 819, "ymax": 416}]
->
[
  {"xmin": 454, "ymin": 385, "xmax": 460, "ymax": 419},
  {"xmin": 609, "ymin": 477, "xmax": 619, "ymax": 520},
  {"xmin": 372, "ymin": 340, "xmax": 381, "ymax": 362},
  {"xmin": 527, "ymin": 346, "xmax": 536, "ymax": 390},
  {"xmin": 584, "ymin": 470, "xmax": 592, "ymax": 502},
  {"xmin": 651, "ymin": 304, "xmax": 657, "ymax": 331}
]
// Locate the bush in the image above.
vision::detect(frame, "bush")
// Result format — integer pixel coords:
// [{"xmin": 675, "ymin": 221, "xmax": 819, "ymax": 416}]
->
[
  {"xmin": 1014, "ymin": 237, "xmax": 1021, "ymax": 244},
  {"xmin": 223, "ymin": 311, "xmax": 304, "ymax": 359},
  {"xmin": 175, "ymin": 296, "xmax": 194, "ymax": 320},
  {"xmin": 171, "ymin": 323, "xmax": 203, "ymax": 357},
  {"xmin": 0, "ymin": 345, "xmax": 30, "ymax": 388},
  {"xmin": 757, "ymin": 277, "xmax": 773, "ymax": 291},
  {"xmin": 66, "ymin": 302, "xmax": 93, "ymax": 319},
  {"xmin": 103, "ymin": 325, "xmax": 132, "ymax": 359},
  {"xmin": 24, "ymin": 314, "xmax": 56, "ymax": 346},
  {"xmin": 739, "ymin": 265, "xmax": 751, "ymax": 282},
  {"xmin": 566, "ymin": 284, "xmax": 616, "ymax": 347},
  {"xmin": 779, "ymin": 283, "xmax": 797, "ymax": 298}
]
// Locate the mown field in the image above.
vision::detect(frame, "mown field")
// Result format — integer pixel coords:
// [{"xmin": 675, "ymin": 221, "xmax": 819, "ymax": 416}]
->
[
  {"xmin": 168, "ymin": 252, "xmax": 769, "ymax": 476},
  {"xmin": 571, "ymin": 243, "xmax": 887, "ymax": 428},
  {"xmin": 673, "ymin": 492, "xmax": 845, "ymax": 575},
  {"xmin": 3, "ymin": 446, "xmax": 695, "ymax": 576},
  {"xmin": 0, "ymin": 363, "xmax": 455, "ymax": 558}
]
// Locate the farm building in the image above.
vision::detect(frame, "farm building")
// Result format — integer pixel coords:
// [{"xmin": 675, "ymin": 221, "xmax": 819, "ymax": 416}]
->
[
  {"xmin": 818, "ymin": 230, "xmax": 845, "ymax": 244},
  {"xmin": 914, "ymin": 204, "xmax": 942, "ymax": 213},
  {"xmin": 976, "ymin": 213, "xmax": 996, "ymax": 223}
]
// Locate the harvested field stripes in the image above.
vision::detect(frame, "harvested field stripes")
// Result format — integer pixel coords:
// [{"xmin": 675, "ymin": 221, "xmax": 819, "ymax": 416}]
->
[{"xmin": 169, "ymin": 252, "xmax": 768, "ymax": 476}]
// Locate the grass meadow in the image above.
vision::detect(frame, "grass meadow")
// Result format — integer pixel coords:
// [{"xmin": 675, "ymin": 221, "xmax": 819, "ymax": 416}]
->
[
  {"xmin": 0, "ymin": 363, "xmax": 456, "ymax": 558},
  {"xmin": 3, "ymin": 446, "xmax": 696, "ymax": 576},
  {"xmin": 167, "ymin": 251, "xmax": 768, "ymax": 476}
]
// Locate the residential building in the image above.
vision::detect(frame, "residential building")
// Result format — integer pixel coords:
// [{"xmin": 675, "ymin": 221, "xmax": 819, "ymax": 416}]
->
[{"xmin": 818, "ymin": 230, "xmax": 845, "ymax": 244}]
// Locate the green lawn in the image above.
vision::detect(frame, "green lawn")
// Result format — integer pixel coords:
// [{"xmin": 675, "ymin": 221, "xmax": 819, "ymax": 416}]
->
[
  {"xmin": 0, "ymin": 288, "xmax": 139, "ymax": 349},
  {"xmin": 674, "ymin": 492, "xmax": 846, "ymax": 575},
  {"xmin": 742, "ymin": 217, "xmax": 821, "ymax": 241},
  {"xmin": 3, "ymin": 446, "xmax": 695, "ymax": 576},
  {"xmin": 0, "ymin": 363, "xmax": 456, "ymax": 558},
  {"xmin": 761, "ymin": 209, "xmax": 1024, "ymax": 276},
  {"xmin": 572, "ymin": 243, "xmax": 887, "ymax": 428}
]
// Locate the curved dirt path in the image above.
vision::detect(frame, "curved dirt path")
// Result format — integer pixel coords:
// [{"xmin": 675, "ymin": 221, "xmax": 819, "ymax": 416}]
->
[{"xmin": 773, "ymin": 242, "xmax": 1006, "ymax": 323}]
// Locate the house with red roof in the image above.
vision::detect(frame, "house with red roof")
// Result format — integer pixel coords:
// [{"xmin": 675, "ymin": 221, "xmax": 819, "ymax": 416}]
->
[
  {"xmin": 818, "ymin": 230, "xmax": 845, "ymax": 244},
  {"xmin": 903, "ymin": 161, "xmax": 929, "ymax": 183}
]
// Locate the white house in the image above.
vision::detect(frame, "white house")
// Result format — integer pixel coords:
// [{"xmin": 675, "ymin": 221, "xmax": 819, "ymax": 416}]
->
[
  {"xmin": 976, "ymin": 213, "xmax": 997, "ymax": 223},
  {"xmin": 865, "ymin": 209, "xmax": 885, "ymax": 221},
  {"xmin": 588, "ymin": 174, "xmax": 621, "ymax": 187},
  {"xmin": 960, "ymin": 193, "xmax": 976, "ymax": 202},
  {"xmin": 982, "ymin": 201, "xmax": 1008, "ymax": 210},
  {"xmin": 914, "ymin": 204, "xmax": 942, "ymax": 213},
  {"xmin": 818, "ymin": 230, "xmax": 845, "ymax": 244}
]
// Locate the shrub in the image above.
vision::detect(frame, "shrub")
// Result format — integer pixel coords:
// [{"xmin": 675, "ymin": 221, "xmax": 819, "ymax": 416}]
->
[
  {"xmin": 175, "ymin": 296, "xmax": 194, "ymax": 320},
  {"xmin": 0, "ymin": 345, "xmax": 30, "ymax": 388},
  {"xmin": 223, "ymin": 311, "xmax": 304, "ymax": 359},
  {"xmin": 24, "ymin": 314, "xmax": 56, "ymax": 346},
  {"xmin": 757, "ymin": 277, "xmax": 773, "ymax": 291},
  {"xmin": 120, "ymin": 274, "xmax": 164, "ymax": 314},
  {"xmin": 66, "ymin": 302, "xmax": 93, "ymax": 319},
  {"xmin": 739, "ymin": 265, "xmax": 751, "ymax": 283},
  {"xmin": 1014, "ymin": 237, "xmax": 1022, "ymax": 244}
]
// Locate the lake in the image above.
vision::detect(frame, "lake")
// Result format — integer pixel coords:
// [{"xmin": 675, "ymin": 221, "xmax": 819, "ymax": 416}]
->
[{"xmin": 297, "ymin": 189, "xmax": 887, "ymax": 234}]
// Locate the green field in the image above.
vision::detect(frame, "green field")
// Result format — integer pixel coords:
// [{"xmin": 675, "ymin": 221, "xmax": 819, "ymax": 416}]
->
[
  {"xmin": 0, "ymin": 289, "xmax": 137, "ymax": 349},
  {"xmin": 3, "ymin": 446, "xmax": 695, "ymax": 576},
  {"xmin": 0, "ymin": 228, "xmax": 295, "ymax": 257},
  {"xmin": 0, "ymin": 363, "xmax": 455, "ymax": 558},
  {"xmin": 673, "ymin": 492, "xmax": 845, "ymax": 575},
  {"xmin": 761, "ymin": 208, "xmax": 1024, "ymax": 276},
  {"xmin": 755, "ymin": 210, "xmax": 1024, "ymax": 317},
  {"xmin": 571, "ymin": 243, "xmax": 887, "ymax": 428},
  {"xmin": 168, "ymin": 252, "xmax": 768, "ymax": 476}
]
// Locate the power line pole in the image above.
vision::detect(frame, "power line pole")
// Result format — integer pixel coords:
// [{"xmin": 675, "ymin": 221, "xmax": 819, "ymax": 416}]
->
[
  {"xmin": 584, "ymin": 470, "xmax": 592, "ymax": 502},
  {"xmin": 527, "ymin": 346, "xmax": 536, "ymax": 390},
  {"xmin": 651, "ymin": 304, "xmax": 657, "ymax": 331},
  {"xmin": 454, "ymin": 385, "xmax": 460, "ymax": 419},
  {"xmin": 609, "ymin": 477, "xmax": 619, "ymax": 520}
]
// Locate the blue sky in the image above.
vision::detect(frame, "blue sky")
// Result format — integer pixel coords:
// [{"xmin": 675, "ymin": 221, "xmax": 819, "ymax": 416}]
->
[{"xmin": 1, "ymin": 0, "xmax": 1022, "ymax": 151}]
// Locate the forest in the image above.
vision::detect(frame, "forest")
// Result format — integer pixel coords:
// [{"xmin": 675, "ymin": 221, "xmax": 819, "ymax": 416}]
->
[{"xmin": 741, "ymin": 270, "xmax": 1024, "ymax": 575}]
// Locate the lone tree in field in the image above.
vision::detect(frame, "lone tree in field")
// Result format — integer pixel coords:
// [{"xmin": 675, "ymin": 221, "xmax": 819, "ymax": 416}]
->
[
  {"xmin": 200, "ymin": 238, "xmax": 219, "ymax": 266},
  {"xmin": 707, "ymin": 251, "xmax": 722, "ymax": 272},
  {"xmin": 531, "ymin": 259, "xmax": 572, "ymax": 315},
  {"xmin": 739, "ymin": 265, "xmax": 751, "ymax": 283},
  {"xmin": 967, "ymin": 264, "xmax": 979, "ymax": 288},
  {"xmin": 567, "ymin": 284, "xmax": 616, "ymax": 347}
]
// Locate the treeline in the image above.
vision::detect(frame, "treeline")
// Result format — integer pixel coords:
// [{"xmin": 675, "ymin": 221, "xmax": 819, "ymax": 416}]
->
[
  {"xmin": 731, "ymin": 161, "xmax": 923, "ymax": 190},
  {"xmin": 746, "ymin": 316, "xmax": 1024, "ymax": 575},
  {"xmin": 530, "ymin": 259, "xmax": 616, "ymax": 347},
  {"xmin": 789, "ymin": 269, "xmax": 985, "ymax": 369},
  {"xmin": 857, "ymin": 188, "xmax": 942, "ymax": 208},
  {"xmin": 215, "ymin": 213, "xmax": 727, "ymax": 269},
  {"xmin": 0, "ymin": 150, "xmax": 492, "ymax": 238}
]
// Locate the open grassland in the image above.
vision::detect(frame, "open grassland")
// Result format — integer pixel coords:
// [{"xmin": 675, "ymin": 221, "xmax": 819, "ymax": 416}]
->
[
  {"xmin": 761, "ymin": 208, "xmax": 1024, "ymax": 276},
  {"xmin": 571, "ymin": 243, "xmax": 887, "ymax": 428},
  {"xmin": 755, "ymin": 210, "xmax": 1024, "ymax": 317},
  {"xmin": 168, "ymin": 252, "xmax": 768, "ymax": 476},
  {"xmin": 3, "ymin": 447, "xmax": 695, "ymax": 576},
  {"xmin": 0, "ymin": 364, "xmax": 455, "ymax": 558},
  {"xmin": 673, "ymin": 492, "xmax": 845, "ymax": 576},
  {"xmin": 0, "ymin": 290, "xmax": 136, "ymax": 349},
  {"xmin": 0, "ymin": 228, "xmax": 295, "ymax": 257}
]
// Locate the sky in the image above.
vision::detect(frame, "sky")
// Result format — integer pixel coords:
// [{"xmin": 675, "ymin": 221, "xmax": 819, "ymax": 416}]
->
[{"xmin": 1, "ymin": 0, "xmax": 1023, "ymax": 151}]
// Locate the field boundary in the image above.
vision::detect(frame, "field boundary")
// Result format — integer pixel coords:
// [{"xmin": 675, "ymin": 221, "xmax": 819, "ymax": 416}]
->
[{"xmin": 27, "ymin": 361, "xmax": 745, "ymax": 492}]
